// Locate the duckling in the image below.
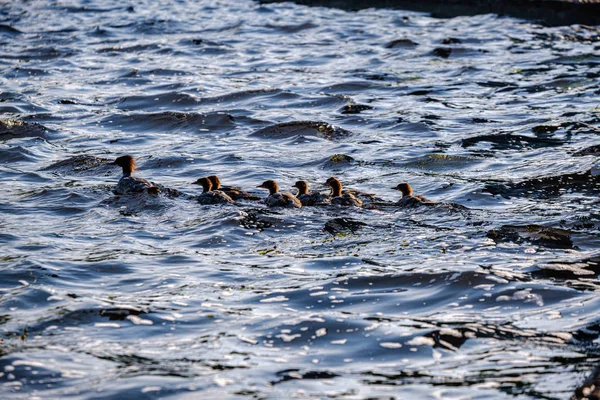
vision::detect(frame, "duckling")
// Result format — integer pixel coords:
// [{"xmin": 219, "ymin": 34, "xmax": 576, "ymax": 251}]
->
[
  {"xmin": 325, "ymin": 177, "xmax": 363, "ymax": 207},
  {"xmin": 392, "ymin": 182, "xmax": 434, "ymax": 207},
  {"xmin": 194, "ymin": 177, "xmax": 234, "ymax": 205},
  {"xmin": 257, "ymin": 180, "xmax": 302, "ymax": 208},
  {"xmin": 112, "ymin": 155, "xmax": 161, "ymax": 195},
  {"xmin": 292, "ymin": 180, "xmax": 330, "ymax": 206},
  {"xmin": 207, "ymin": 175, "xmax": 260, "ymax": 201}
]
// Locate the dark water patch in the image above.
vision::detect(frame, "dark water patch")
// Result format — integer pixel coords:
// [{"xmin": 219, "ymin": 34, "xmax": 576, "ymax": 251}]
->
[
  {"xmin": 97, "ymin": 43, "xmax": 167, "ymax": 54},
  {"xmin": 442, "ymin": 37, "xmax": 461, "ymax": 45},
  {"xmin": 487, "ymin": 225, "xmax": 573, "ymax": 249},
  {"xmin": 113, "ymin": 92, "xmax": 200, "ymax": 111},
  {"xmin": 197, "ymin": 88, "xmax": 286, "ymax": 107},
  {"xmin": 3, "ymin": 47, "xmax": 76, "ymax": 61},
  {"xmin": 320, "ymin": 81, "xmax": 380, "ymax": 94},
  {"xmin": 432, "ymin": 47, "xmax": 452, "ymax": 58},
  {"xmin": 251, "ymin": 121, "xmax": 353, "ymax": 141},
  {"xmin": 101, "ymin": 111, "xmax": 235, "ymax": 134},
  {"xmin": 0, "ymin": 119, "xmax": 47, "ymax": 140},
  {"xmin": 461, "ymin": 133, "xmax": 564, "ymax": 150},
  {"xmin": 352, "ymin": 71, "xmax": 398, "ymax": 82},
  {"xmin": 4, "ymin": 67, "xmax": 51, "ymax": 80},
  {"xmin": 16, "ymin": 306, "xmax": 150, "ymax": 336},
  {"xmin": 385, "ymin": 38, "xmax": 418, "ymax": 48},
  {"xmin": 265, "ymin": 21, "xmax": 317, "ymax": 33},
  {"xmin": 339, "ymin": 103, "xmax": 373, "ymax": 114},
  {"xmin": 475, "ymin": 80, "xmax": 518, "ymax": 88},
  {"xmin": 574, "ymin": 145, "xmax": 600, "ymax": 157},
  {"xmin": 0, "ymin": 146, "xmax": 37, "ymax": 164},
  {"xmin": 272, "ymin": 369, "xmax": 339, "ymax": 384},
  {"xmin": 531, "ymin": 253, "xmax": 600, "ymax": 282},
  {"xmin": 0, "ymin": 24, "xmax": 21, "ymax": 35},
  {"xmin": 484, "ymin": 169, "xmax": 600, "ymax": 198},
  {"xmin": 186, "ymin": 38, "xmax": 229, "ymax": 47},
  {"xmin": 471, "ymin": 117, "xmax": 497, "ymax": 123}
]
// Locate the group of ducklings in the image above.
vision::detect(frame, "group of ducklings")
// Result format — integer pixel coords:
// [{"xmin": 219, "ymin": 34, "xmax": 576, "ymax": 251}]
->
[{"xmin": 112, "ymin": 155, "xmax": 434, "ymax": 209}]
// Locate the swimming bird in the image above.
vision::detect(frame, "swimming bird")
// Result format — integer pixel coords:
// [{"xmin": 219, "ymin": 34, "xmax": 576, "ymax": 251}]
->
[
  {"xmin": 207, "ymin": 175, "xmax": 260, "ymax": 201},
  {"xmin": 193, "ymin": 177, "xmax": 234, "ymax": 205},
  {"xmin": 112, "ymin": 155, "xmax": 161, "ymax": 195},
  {"xmin": 392, "ymin": 182, "xmax": 434, "ymax": 207},
  {"xmin": 325, "ymin": 177, "xmax": 363, "ymax": 207},
  {"xmin": 292, "ymin": 180, "xmax": 330, "ymax": 206},
  {"xmin": 257, "ymin": 180, "xmax": 302, "ymax": 208}
]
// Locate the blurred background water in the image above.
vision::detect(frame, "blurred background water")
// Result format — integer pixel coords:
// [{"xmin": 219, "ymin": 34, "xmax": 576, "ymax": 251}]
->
[{"xmin": 1, "ymin": 0, "xmax": 600, "ymax": 398}]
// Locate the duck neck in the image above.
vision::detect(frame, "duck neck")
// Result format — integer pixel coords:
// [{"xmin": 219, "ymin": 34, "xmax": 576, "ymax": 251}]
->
[
  {"xmin": 121, "ymin": 168, "xmax": 132, "ymax": 178},
  {"xmin": 268, "ymin": 185, "xmax": 278, "ymax": 196},
  {"xmin": 330, "ymin": 182, "xmax": 342, "ymax": 197},
  {"xmin": 297, "ymin": 185, "xmax": 308, "ymax": 195}
]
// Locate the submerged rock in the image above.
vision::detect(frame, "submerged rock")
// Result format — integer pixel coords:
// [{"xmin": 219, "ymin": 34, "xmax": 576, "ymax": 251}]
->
[
  {"xmin": 0, "ymin": 119, "xmax": 47, "ymax": 140},
  {"xmin": 251, "ymin": 121, "xmax": 353, "ymax": 140},
  {"xmin": 573, "ymin": 145, "xmax": 600, "ymax": 157},
  {"xmin": 324, "ymin": 218, "xmax": 366, "ymax": 235},
  {"xmin": 461, "ymin": 133, "xmax": 564, "ymax": 150},
  {"xmin": 237, "ymin": 209, "xmax": 283, "ymax": 232},
  {"xmin": 487, "ymin": 224, "xmax": 573, "ymax": 249},
  {"xmin": 384, "ymin": 39, "xmax": 418, "ymax": 48},
  {"xmin": 484, "ymin": 169, "xmax": 600, "ymax": 198},
  {"xmin": 323, "ymin": 154, "xmax": 356, "ymax": 169},
  {"xmin": 41, "ymin": 155, "xmax": 112, "ymax": 176},
  {"xmin": 340, "ymin": 103, "xmax": 373, "ymax": 114}
]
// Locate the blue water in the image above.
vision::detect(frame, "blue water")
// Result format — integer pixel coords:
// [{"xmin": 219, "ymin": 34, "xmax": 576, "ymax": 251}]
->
[{"xmin": 1, "ymin": 0, "xmax": 600, "ymax": 398}]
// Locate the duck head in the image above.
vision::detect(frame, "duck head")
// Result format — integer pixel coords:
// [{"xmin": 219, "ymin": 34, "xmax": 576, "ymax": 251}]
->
[
  {"xmin": 193, "ymin": 177, "xmax": 213, "ymax": 192},
  {"xmin": 208, "ymin": 175, "xmax": 221, "ymax": 190},
  {"xmin": 325, "ymin": 177, "xmax": 343, "ymax": 197},
  {"xmin": 391, "ymin": 182, "xmax": 413, "ymax": 197},
  {"xmin": 292, "ymin": 180, "xmax": 309, "ymax": 195},
  {"xmin": 112, "ymin": 155, "xmax": 136, "ymax": 177},
  {"xmin": 257, "ymin": 180, "xmax": 279, "ymax": 195}
]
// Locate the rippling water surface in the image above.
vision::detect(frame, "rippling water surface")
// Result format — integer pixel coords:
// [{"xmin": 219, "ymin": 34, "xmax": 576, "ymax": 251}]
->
[{"xmin": 1, "ymin": 0, "xmax": 600, "ymax": 398}]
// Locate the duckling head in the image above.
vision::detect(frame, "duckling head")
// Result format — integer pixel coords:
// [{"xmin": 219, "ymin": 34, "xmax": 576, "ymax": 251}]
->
[
  {"xmin": 257, "ymin": 180, "xmax": 279, "ymax": 195},
  {"xmin": 193, "ymin": 177, "xmax": 213, "ymax": 192},
  {"xmin": 325, "ymin": 177, "xmax": 343, "ymax": 197},
  {"xmin": 208, "ymin": 175, "xmax": 221, "ymax": 190},
  {"xmin": 392, "ymin": 182, "xmax": 413, "ymax": 197},
  {"xmin": 292, "ymin": 180, "xmax": 309, "ymax": 195},
  {"xmin": 112, "ymin": 155, "xmax": 136, "ymax": 177}
]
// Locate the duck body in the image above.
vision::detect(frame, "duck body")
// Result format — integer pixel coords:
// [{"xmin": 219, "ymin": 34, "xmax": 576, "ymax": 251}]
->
[
  {"xmin": 331, "ymin": 193, "xmax": 363, "ymax": 207},
  {"xmin": 392, "ymin": 183, "xmax": 434, "ymax": 207},
  {"xmin": 292, "ymin": 180, "xmax": 330, "ymax": 206},
  {"xmin": 112, "ymin": 155, "xmax": 161, "ymax": 195},
  {"xmin": 325, "ymin": 177, "xmax": 363, "ymax": 207},
  {"xmin": 265, "ymin": 192, "xmax": 302, "ymax": 208},
  {"xmin": 258, "ymin": 180, "xmax": 302, "ymax": 209},
  {"xmin": 114, "ymin": 176, "xmax": 159, "ymax": 195},
  {"xmin": 208, "ymin": 176, "xmax": 261, "ymax": 201},
  {"xmin": 197, "ymin": 190, "xmax": 234, "ymax": 205},
  {"xmin": 194, "ymin": 177, "xmax": 234, "ymax": 205},
  {"xmin": 298, "ymin": 192, "xmax": 331, "ymax": 206},
  {"xmin": 343, "ymin": 189, "xmax": 383, "ymax": 205}
]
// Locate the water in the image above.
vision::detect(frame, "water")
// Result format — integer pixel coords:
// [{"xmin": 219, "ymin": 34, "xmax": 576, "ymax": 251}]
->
[{"xmin": 1, "ymin": 0, "xmax": 600, "ymax": 398}]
